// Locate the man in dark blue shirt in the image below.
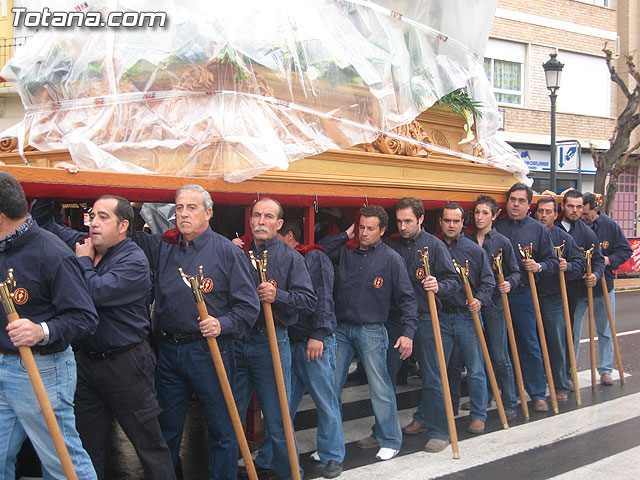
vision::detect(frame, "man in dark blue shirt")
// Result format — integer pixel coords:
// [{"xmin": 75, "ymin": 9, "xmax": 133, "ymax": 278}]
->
[
  {"xmin": 0, "ymin": 171, "xmax": 98, "ymax": 479},
  {"xmin": 496, "ymin": 183, "xmax": 558, "ymax": 413},
  {"xmin": 321, "ymin": 205, "xmax": 418, "ymax": 461},
  {"xmin": 32, "ymin": 196, "xmax": 175, "ymax": 480},
  {"xmin": 134, "ymin": 185, "xmax": 261, "ymax": 480},
  {"xmin": 581, "ymin": 192, "xmax": 631, "ymax": 385},
  {"xmin": 440, "ymin": 203, "xmax": 495, "ymax": 434},
  {"xmin": 535, "ymin": 197, "xmax": 586, "ymax": 400},
  {"xmin": 233, "ymin": 198, "xmax": 317, "ymax": 480},
  {"xmin": 555, "ymin": 190, "xmax": 606, "ymax": 385},
  {"xmin": 253, "ymin": 219, "xmax": 344, "ymax": 479},
  {"xmin": 466, "ymin": 195, "xmax": 520, "ymax": 420},
  {"xmin": 386, "ymin": 197, "xmax": 459, "ymax": 453}
]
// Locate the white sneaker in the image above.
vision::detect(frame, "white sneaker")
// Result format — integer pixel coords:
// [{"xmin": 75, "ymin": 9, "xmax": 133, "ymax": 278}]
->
[
  {"xmin": 375, "ymin": 447, "xmax": 399, "ymax": 461},
  {"xmin": 310, "ymin": 451, "xmax": 321, "ymax": 462}
]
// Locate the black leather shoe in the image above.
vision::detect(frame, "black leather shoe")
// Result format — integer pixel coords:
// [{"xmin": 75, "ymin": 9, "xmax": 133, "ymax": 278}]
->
[
  {"xmin": 323, "ymin": 460, "xmax": 343, "ymax": 478},
  {"xmin": 238, "ymin": 465, "xmax": 275, "ymax": 478}
]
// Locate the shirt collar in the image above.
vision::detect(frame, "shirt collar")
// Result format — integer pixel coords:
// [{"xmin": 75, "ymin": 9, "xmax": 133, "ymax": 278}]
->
[
  {"xmin": 402, "ymin": 229, "xmax": 426, "ymax": 245},
  {"xmin": 179, "ymin": 228, "xmax": 212, "ymax": 251},
  {"xmin": 0, "ymin": 215, "xmax": 34, "ymax": 253},
  {"xmin": 252, "ymin": 235, "xmax": 280, "ymax": 254},
  {"xmin": 507, "ymin": 216, "xmax": 526, "ymax": 226},
  {"xmin": 447, "ymin": 235, "xmax": 461, "ymax": 247},
  {"xmin": 475, "ymin": 228, "xmax": 495, "ymax": 240},
  {"xmin": 102, "ymin": 237, "xmax": 130, "ymax": 259},
  {"xmin": 356, "ymin": 239, "xmax": 382, "ymax": 253}
]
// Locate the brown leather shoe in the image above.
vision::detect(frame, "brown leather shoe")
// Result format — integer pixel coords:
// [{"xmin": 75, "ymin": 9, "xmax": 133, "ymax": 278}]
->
[
  {"xmin": 356, "ymin": 436, "xmax": 379, "ymax": 449},
  {"xmin": 533, "ymin": 399, "xmax": 549, "ymax": 412},
  {"xmin": 467, "ymin": 419, "xmax": 485, "ymax": 434},
  {"xmin": 460, "ymin": 401, "xmax": 471, "ymax": 410},
  {"xmin": 402, "ymin": 420, "xmax": 427, "ymax": 435},
  {"xmin": 556, "ymin": 393, "xmax": 569, "ymax": 402},
  {"xmin": 601, "ymin": 373, "xmax": 614, "ymax": 386}
]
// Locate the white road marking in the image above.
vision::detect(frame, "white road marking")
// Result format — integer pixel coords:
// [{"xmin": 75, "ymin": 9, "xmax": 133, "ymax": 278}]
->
[
  {"xmin": 548, "ymin": 445, "xmax": 640, "ymax": 479},
  {"xmin": 579, "ymin": 327, "xmax": 640, "ymax": 343},
  {"xmin": 339, "ymin": 392, "xmax": 640, "ymax": 479}
]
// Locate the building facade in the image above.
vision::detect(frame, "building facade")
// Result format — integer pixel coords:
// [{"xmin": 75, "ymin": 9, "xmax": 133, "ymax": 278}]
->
[{"xmin": 487, "ymin": 0, "xmax": 639, "ymax": 236}]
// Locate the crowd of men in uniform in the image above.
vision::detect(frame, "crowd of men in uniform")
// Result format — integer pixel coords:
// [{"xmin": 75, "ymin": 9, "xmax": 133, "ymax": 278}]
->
[{"xmin": 0, "ymin": 169, "xmax": 632, "ymax": 480}]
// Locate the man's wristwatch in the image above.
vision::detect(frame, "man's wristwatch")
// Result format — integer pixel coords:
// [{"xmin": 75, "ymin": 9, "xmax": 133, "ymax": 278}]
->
[
  {"xmin": 38, "ymin": 322, "xmax": 50, "ymax": 346},
  {"xmin": 537, "ymin": 263, "xmax": 543, "ymax": 273}
]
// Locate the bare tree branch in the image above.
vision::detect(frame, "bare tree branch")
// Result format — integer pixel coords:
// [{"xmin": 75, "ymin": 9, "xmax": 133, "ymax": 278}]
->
[
  {"xmin": 626, "ymin": 53, "xmax": 640, "ymax": 86},
  {"xmin": 604, "ymin": 47, "xmax": 632, "ymax": 99},
  {"xmin": 609, "ymin": 124, "xmax": 619, "ymax": 145},
  {"xmin": 620, "ymin": 140, "xmax": 640, "ymax": 165}
]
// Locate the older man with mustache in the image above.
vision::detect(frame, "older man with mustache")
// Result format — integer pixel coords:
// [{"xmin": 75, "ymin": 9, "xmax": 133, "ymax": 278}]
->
[{"xmin": 233, "ymin": 198, "xmax": 317, "ymax": 480}]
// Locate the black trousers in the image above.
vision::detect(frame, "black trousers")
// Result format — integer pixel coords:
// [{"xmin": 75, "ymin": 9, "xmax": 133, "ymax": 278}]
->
[{"xmin": 75, "ymin": 341, "xmax": 176, "ymax": 480}]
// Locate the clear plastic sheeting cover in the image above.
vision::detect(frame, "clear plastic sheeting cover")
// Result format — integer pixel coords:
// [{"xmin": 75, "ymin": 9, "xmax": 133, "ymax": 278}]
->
[{"xmin": 1, "ymin": 0, "xmax": 528, "ymax": 182}]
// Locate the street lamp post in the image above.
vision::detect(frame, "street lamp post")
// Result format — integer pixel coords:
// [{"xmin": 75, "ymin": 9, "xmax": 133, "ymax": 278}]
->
[{"xmin": 543, "ymin": 53, "xmax": 564, "ymax": 193}]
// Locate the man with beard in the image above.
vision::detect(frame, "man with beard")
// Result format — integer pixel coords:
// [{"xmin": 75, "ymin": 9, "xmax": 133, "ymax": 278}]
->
[
  {"xmin": 534, "ymin": 196, "xmax": 586, "ymax": 400},
  {"xmin": 386, "ymin": 197, "xmax": 460, "ymax": 453},
  {"xmin": 579, "ymin": 193, "xmax": 630, "ymax": 385},
  {"xmin": 555, "ymin": 190, "xmax": 605, "ymax": 384}
]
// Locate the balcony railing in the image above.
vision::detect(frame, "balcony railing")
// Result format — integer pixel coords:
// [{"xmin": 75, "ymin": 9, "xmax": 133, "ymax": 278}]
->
[{"xmin": 0, "ymin": 36, "xmax": 31, "ymax": 88}]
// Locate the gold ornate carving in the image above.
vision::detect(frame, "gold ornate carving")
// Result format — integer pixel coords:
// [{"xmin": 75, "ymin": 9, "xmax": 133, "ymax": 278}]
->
[
  {"xmin": 473, "ymin": 143, "xmax": 485, "ymax": 159},
  {"xmin": 431, "ymin": 129, "xmax": 450, "ymax": 149},
  {"xmin": 362, "ymin": 120, "xmax": 431, "ymax": 157}
]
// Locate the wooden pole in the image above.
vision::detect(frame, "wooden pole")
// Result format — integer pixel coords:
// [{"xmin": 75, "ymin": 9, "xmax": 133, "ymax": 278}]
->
[
  {"xmin": 554, "ymin": 244, "xmax": 581, "ymax": 407},
  {"xmin": 518, "ymin": 244, "xmax": 559, "ymax": 414},
  {"xmin": 419, "ymin": 249, "xmax": 459, "ymax": 459},
  {"xmin": 249, "ymin": 252, "xmax": 301, "ymax": 480},
  {"xmin": 492, "ymin": 251, "xmax": 529, "ymax": 421},
  {"xmin": 453, "ymin": 260, "xmax": 508, "ymax": 429},
  {"xmin": 1, "ymin": 270, "xmax": 78, "ymax": 480},
  {"xmin": 179, "ymin": 267, "xmax": 258, "ymax": 480},
  {"xmin": 583, "ymin": 247, "xmax": 597, "ymax": 389},
  {"xmin": 601, "ymin": 277, "xmax": 624, "ymax": 385}
]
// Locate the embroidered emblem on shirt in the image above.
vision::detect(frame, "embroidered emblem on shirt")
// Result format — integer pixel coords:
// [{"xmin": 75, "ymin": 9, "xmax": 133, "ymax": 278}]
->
[
  {"xmin": 13, "ymin": 288, "xmax": 29, "ymax": 305},
  {"xmin": 373, "ymin": 276, "xmax": 384, "ymax": 288},
  {"xmin": 201, "ymin": 278, "xmax": 214, "ymax": 294},
  {"xmin": 268, "ymin": 279, "xmax": 278, "ymax": 288},
  {"xmin": 415, "ymin": 267, "xmax": 425, "ymax": 280},
  {"xmin": 602, "ymin": 240, "xmax": 610, "ymax": 250}
]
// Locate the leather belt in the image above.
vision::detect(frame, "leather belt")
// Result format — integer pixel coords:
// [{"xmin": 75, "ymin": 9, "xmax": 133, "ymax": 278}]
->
[
  {"xmin": 84, "ymin": 342, "xmax": 141, "ymax": 359},
  {"xmin": 441, "ymin": 306, "xmax": 468, "ymax": 314},
  {"xmin": 162, "ymin": 331, "xmax": 203, "ymax": 345},
  {"xmin": 0, "ymin": 347, "xmax": 41, "ymax": 356}
]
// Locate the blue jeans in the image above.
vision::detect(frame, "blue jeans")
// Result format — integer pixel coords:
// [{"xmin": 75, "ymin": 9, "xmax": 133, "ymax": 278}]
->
[
  {"xmin": 414, "ymin": 311, "xmax": 488, "ymax": 423},
  {"xmin": 333, "ymin": 323, "xmax": 402, "ymax": 450},
  {"xmin": 235, "ymin": 326, "xmax": 301, "ymax": 480},
  {"xmin": 573, "ymin": 290, "xmax": 615, "ymax": 374},
  {"xmin": 0, "ymin": 348, "xmax": 97, "ymax": 480},
  {"xmin": 257, "ymin": 335, "xmax": 345, "ymax": 467},
  {"xmin": 385, "ymin": 321, "xmax": 404, "ymax": 389},
  {"xmin": 411, "ymin": 313, "xmax": 450, "ymax": 440},
  {"xmin": 539, "ymin": 294, "xmax": 570, "ymax": 393},
  {"xmin": 482, "ymin": 299, "xmax": 518, "ymax": 413},
  {"xmin": 445, "ymin": 343, "xmax": 464, "ymax": 414},
  {"xmin": 507, "ymin": 286, "xmax": 547, "ymax": 401},
  {"xmin": 156, "ymin": 337, "xmax": 237, "ymax": 479}
]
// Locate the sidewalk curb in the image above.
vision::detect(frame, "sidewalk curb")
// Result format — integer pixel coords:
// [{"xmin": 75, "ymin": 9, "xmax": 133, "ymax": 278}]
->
[{"xmin": 616, "ymin": 286, "xmax": 640, "ymax": 292}]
